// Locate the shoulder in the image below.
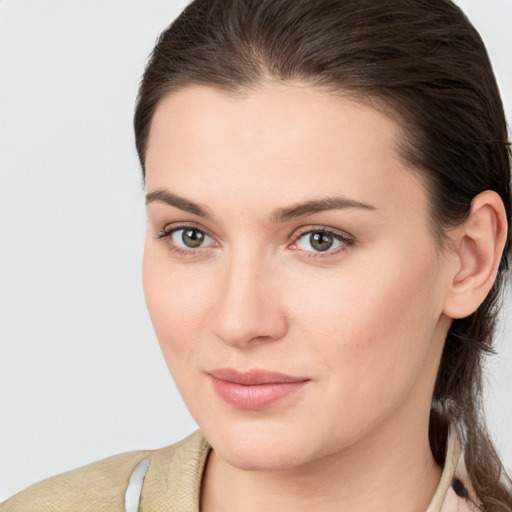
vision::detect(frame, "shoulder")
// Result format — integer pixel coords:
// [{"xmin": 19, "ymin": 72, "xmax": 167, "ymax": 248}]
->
[
  {"xmin": 1, "ymin": 449, "xmax": 152, "ymax": 512},
  {"xmin": 1, "ymin": 431, "xmax": 208, "ymax": 512}
]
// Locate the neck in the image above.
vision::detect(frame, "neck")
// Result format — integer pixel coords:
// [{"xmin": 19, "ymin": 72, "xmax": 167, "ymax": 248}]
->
[{"xmin": 201, "ymin": 406, "xmax": 442, "ymax": 512}]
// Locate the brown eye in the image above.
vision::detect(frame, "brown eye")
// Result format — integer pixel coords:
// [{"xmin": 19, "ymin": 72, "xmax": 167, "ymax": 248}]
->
[
  {"xmin": 294, "ymin": 229, "xmax": 351, "ymax": 254},
  {"xmin": 309, "ymin": 232, "xmax": 334, "ymax": 251},
  {"xmin": 182, "ymin": 228, "xmax": 205, "ymax": 248},
  {"xmin": 160, "ymin": 227, "xmax": 214, "ymax": 251}
]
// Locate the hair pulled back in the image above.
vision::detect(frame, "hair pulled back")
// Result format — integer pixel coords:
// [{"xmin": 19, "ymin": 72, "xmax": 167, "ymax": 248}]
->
[{"xmin": 134, "ymin": 1, "xmax": 512, "ymax": 509}]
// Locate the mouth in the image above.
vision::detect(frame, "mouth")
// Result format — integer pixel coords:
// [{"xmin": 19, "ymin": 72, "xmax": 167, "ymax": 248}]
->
[{"xmin": 208, "ymin": 368, "xmax": 310, "ymax": 410}]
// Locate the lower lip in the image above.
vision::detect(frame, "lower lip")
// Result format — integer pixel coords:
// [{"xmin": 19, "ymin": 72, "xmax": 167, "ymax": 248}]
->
[{"xmin": 210, "ymin": 377, "xmax": 308, "ymax": 410}]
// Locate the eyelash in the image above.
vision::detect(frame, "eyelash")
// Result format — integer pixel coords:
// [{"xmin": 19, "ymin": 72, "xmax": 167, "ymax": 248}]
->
[
  {"xmin": 155, "ymin": 223, "xmax": 355, "ymax": 259},
  {"xmin": 155, "ymin": 223, "xmax": 216, "ymax": 258},
  {"xmin": 290, "ymin": 226, "xmax": 355, "ymax": 258}
]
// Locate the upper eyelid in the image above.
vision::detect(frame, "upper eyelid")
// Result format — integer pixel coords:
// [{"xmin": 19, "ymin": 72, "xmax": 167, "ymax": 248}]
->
[
  {"xmin": 156, "ymin": 224, "xmax": 217, "ymax": 253},
  {"xmin": 289, "ymin": 226, "xmax": 355, "ymax": 257},
  {"xmin": 158, "ymin": 221, "xmax": 212, "ymax": 237},
  {"xmin": 155, "ymin": 222, "xmax": 354, "ymax": 248},
  {"xmin": 291, "ymin": 225, "xmax": 354, "ymax": 241},
  {"xmin": 157, "ymin": 223, "xmax": 352, "ymax": 236}
]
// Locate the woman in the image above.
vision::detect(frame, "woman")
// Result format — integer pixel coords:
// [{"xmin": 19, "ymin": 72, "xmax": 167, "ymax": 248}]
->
[{"xmin": 2, "ymin": 0, "xmax": 511, "ymax": 511}]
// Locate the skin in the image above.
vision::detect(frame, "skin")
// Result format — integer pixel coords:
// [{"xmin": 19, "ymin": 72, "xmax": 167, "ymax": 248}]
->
[{"xmin": 142, "ymin": 83, "xmax": 506, "ymax": 512}]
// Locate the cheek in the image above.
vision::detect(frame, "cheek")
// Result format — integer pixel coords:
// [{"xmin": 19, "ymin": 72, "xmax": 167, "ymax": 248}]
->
[
  {"xmin": 293, "ymin": 251, "xmax": 440, "ymax": 341},
  {"xmin": 288, "ymin": 243, "xmax": 444, "ymax": 412},
  {"xmin": 142, "ymin": 239, "xmax": 213, "ymax": 372}
]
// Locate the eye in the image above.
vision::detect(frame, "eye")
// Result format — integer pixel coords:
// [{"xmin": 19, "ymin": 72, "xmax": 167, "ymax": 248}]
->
[
  {"xmin": 173, "ymin": 228, "xmax": 209, "ymax": 248},
  {"xmin": 292, "ymin": 228, "xmax": 353, "ymax": 254},
  {"xmin": 157, "ymin": 225, "xmax": 216, "ymax": 252}
]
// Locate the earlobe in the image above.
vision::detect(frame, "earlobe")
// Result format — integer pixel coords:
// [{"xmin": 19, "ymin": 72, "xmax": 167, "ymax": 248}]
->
[{"xmin": 443, "ymin": 190, "xmax": 508, "ymax": 320}]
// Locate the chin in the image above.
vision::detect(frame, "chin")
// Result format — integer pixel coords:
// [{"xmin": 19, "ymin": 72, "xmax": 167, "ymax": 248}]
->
[
  {"xmin": 200, "ymin": 419, "xmax": 327, "ymax": 472},
  {"xmin": 219, "ymin": 440, "xmax": 308, "ymax": 472}
]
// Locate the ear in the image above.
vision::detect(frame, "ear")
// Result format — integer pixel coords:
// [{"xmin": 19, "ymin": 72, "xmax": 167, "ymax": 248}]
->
[{"xmin": 443, "ymin": 190, "xmax": 508, "ymax": 320}]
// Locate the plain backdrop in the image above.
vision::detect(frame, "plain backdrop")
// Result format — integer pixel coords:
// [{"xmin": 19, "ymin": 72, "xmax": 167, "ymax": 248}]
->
[{"xmin": 0, "ymin": 0, "xmax": 511, "ymax": 501}]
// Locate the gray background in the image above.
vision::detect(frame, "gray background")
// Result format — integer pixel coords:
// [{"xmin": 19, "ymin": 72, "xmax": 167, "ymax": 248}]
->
[{"xmin": 0, "ymin": 0, "xmax": 511, "ymax": 500}]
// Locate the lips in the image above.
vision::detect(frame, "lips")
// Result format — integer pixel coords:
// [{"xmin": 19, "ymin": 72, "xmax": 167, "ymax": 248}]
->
[{"xmin": 208, "ymin": 368, "xmax": 310, "ymax": 410}]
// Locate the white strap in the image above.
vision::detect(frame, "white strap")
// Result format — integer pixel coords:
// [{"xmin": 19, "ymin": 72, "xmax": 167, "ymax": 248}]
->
[{"xmin": 124, "ymin": 458, "xmax": 151, "ymax": 512}]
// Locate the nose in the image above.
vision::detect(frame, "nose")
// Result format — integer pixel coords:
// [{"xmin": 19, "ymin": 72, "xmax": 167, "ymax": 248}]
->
[{"xmin": 212, "ymin": 251, "xmax": 288, "ymax": 347}]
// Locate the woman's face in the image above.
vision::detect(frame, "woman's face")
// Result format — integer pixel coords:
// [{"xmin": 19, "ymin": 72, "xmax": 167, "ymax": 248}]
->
[{"xmin": 143, "ymin": 83, "xmax": 454, "ymax": 470}]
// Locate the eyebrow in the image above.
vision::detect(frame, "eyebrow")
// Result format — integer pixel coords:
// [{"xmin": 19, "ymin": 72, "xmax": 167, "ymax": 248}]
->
[
  {"xmin": 146, "ymin": 189, "xmax": 376, "ymax": 222},
  {"xmin": 146, "ymin": 190, "xmax": 213, "ymax": 218},
  {"xmin": 270, "ymin": 197, "xmax": 377, "ymax": 222}
]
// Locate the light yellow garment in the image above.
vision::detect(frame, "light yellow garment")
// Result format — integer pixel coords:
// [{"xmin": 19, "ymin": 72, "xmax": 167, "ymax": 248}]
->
[{"xmin": 1, "ymin": 427, "xmax": 475, "ymax": 511}]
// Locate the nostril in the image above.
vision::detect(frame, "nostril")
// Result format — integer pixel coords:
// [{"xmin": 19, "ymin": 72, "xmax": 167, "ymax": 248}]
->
[
  {"xmin": 211, "ymin": 261, "xmax": 288, "ymax": 346},
  {"xmin": 212, "ymin": 301, "xmax": 288, "ymax": 347}
]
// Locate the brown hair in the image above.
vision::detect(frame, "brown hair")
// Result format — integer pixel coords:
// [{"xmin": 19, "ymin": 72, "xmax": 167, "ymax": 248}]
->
[{"xmin": 134, "ymin": 0, "xmax": 512, "ymax": 509}]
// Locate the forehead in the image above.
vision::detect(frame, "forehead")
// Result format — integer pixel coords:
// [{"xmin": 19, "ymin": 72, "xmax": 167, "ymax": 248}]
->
[{"xmin": 145, "ymin": 83, "xmax": 428, "ymax": 221}]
